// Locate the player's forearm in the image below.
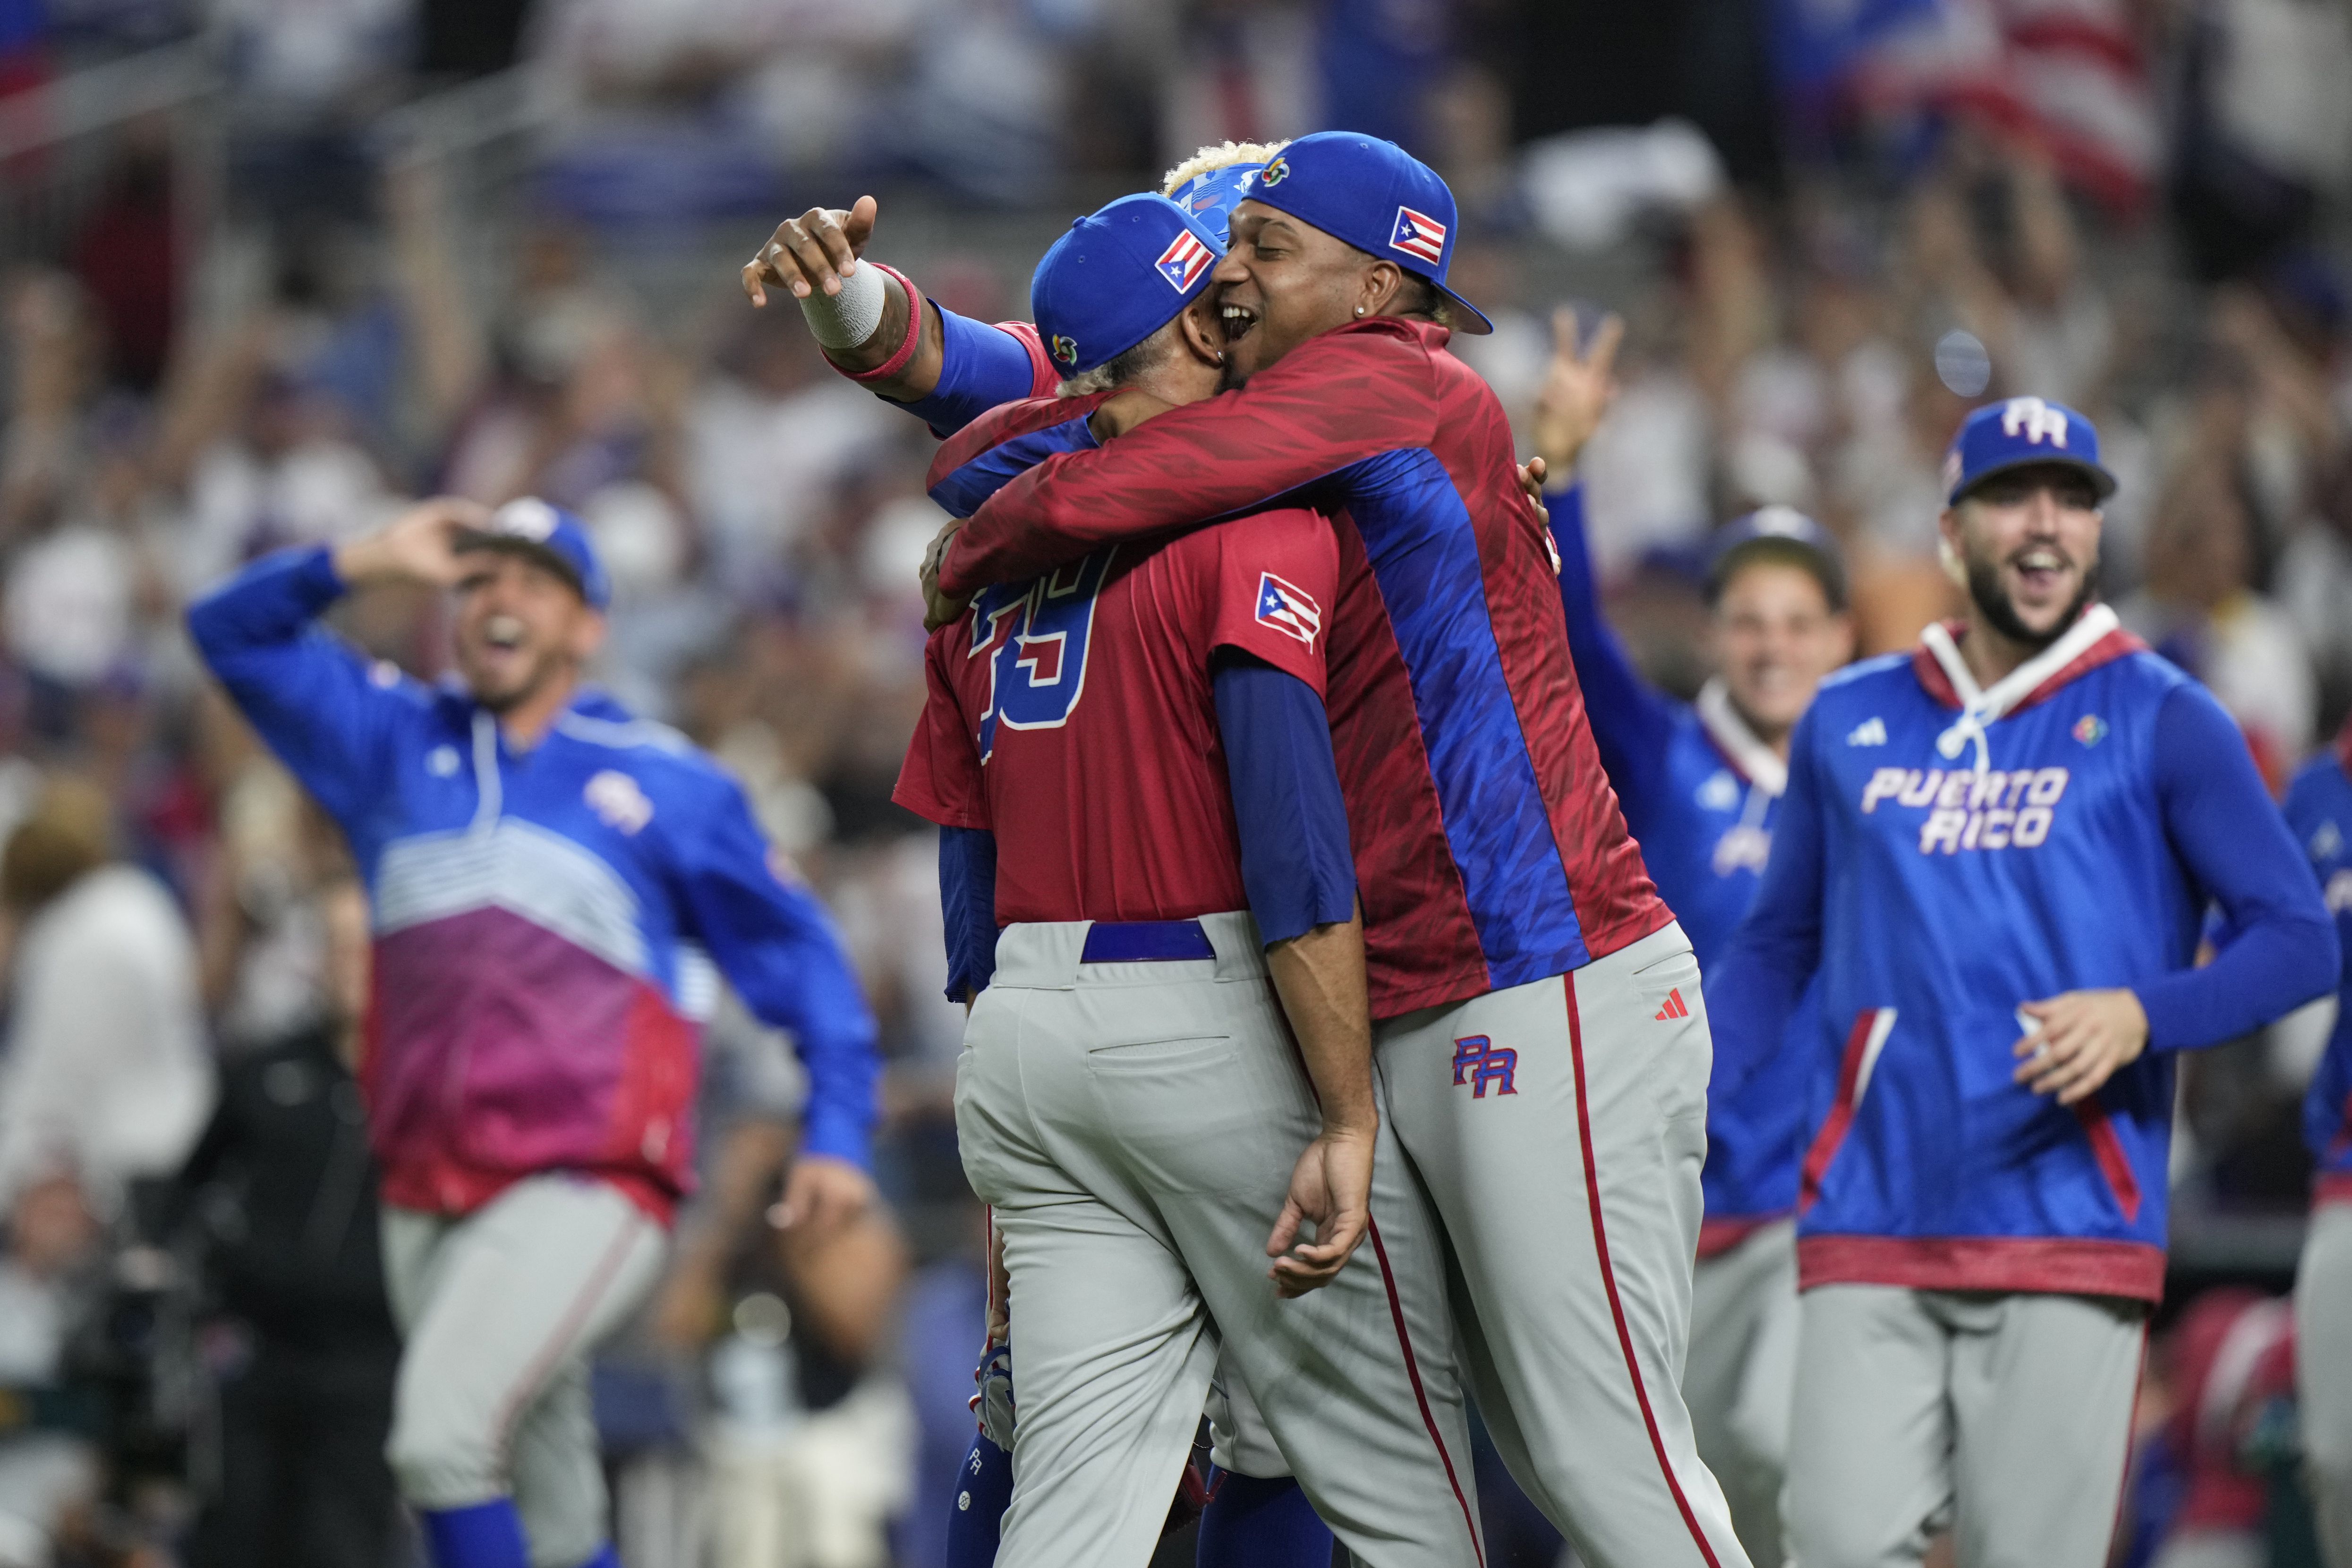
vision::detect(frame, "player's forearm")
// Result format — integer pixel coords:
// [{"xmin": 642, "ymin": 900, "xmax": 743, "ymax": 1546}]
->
[
  {"xmin": 1549, "ymin": 484, "xmax": 1678, "ymax": 796},
  {"xmin": 735, "ymin": 898, "xmax": 883, "ymax": 1167},
  {"xmin": 942, "ymin": 332, "xmax": 1428, "ymax": 597},
  {"xmin": 819, "ymin": 272, "xmax": 946, "ymax": 399},
  {"xmin": 937, "ymin": 826, "xmax": 1000, "ymax": 1001},
  {"xmin": 1267, "ymin": 914, "xmax": 1377, "ymax": 1136},
  {"xmin": 2140, "ymin": 684, "xmax": 2343, "ymax": 1048},
  {"xmin": 2138, "ymin": 910, "xmax": 2338, "ymax": 1051},
  {"xmin": 187, "ymin": 545, "xmax": 347, "ymax": 664}
]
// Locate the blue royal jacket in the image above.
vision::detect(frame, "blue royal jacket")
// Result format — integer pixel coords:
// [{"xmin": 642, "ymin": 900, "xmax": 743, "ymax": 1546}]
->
[
  {"xmin": 189, "ymin": 546, "xmax": 879, "ymax": 1223},
  {"xmin": 1710, "ymin": 607, "xmax": 2337, "ymax": 1302}
]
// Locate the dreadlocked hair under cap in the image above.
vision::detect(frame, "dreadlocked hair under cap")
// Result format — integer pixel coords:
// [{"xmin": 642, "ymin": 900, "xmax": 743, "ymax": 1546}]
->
[{"xmin": 1160, "ymin": 140, "xmax": 1291, "ymax": 196}]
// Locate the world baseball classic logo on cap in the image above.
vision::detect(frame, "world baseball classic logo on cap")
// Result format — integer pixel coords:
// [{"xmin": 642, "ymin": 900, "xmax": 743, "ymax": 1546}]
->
[
  {"xmin": 1050, "ymin": 333, "xmax": 1079, "ymax": 366},
  {"xmin": 1155, "ymin": 230, "xmax": 1215, "ymax": 293},
  {"xmin": 1390, "ymin": 205, "xmax": 1448, "ymax": 266},
  {"xmin": 1254, "ymin": 571, "xmax": 1323, "ymax": 648},
  {"xmin": 1255, "ymin": 155, "xmax": 1290, "ymax": 187}
]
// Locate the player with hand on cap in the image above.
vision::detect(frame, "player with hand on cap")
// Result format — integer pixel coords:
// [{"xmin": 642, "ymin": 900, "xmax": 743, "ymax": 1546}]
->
[
  {"xmin": 1708, "ymin": 397, "xmax": 2339, "ymax": 1568},
  {"xmin": 1529, "ymin": 308, "xmax": 1854, "ymax": 1568},
  {"xmin": 898, "ymin": 190, "xmax": 1482, "ymax": 1568},
  {"xmin": 931, "ymin": 132, "xmax": 1751, "ymax": 1568},
  {"xmin": 188, "ymin": 498, "xmax": 881, "ymax": 1568}
]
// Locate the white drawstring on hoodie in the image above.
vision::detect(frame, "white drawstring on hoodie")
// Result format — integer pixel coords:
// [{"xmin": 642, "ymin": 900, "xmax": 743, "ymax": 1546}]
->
[{"xmin": 1919, "ymin": 604, "xmax": 2121, "ymax": 776}]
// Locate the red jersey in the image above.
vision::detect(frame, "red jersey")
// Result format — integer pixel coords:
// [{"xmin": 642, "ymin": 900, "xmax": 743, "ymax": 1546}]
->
[
  {"xmin": 894, "ymin": 393, "xmax": 1339, "ymax": 926},
  {"xmin": 939, "ymin": 319, "xmax": 1670, "ymax": 1015}
]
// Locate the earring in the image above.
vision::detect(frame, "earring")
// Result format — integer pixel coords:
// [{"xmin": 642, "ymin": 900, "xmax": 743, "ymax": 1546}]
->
[
  {"xmin": 1355, "ymin": 306, "xmax": 1366, "ymax": 316},
  {"xmin": 1215, "ymin": 349, "xmax": 1226, "ymax": 364}
]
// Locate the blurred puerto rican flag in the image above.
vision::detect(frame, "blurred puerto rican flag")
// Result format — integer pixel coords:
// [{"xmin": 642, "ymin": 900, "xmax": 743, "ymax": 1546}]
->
[{"xmin": 1771, "ymin": 0, "xmax": 2160, "ymax": 214}]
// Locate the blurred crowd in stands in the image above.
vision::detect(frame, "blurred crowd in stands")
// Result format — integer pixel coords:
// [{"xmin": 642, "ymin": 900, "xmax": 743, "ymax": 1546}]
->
[{"xmin": 0, "ymin": 0, "xmax": 2347, "ymax": 1563}]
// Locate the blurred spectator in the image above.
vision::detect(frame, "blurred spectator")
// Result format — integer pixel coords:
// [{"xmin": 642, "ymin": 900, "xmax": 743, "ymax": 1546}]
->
[
  {"xmin": 179, "ymin": 873, "xmax": 401, "ymax": 1568},
  {"xmin": 2121, "ymin": 462, "xmax": 2315, "ymax": 790},
  {"xmin": 2142, "ymin": 1289, "xmax": 2298, "ymax": 1568},
  {"xmin": 0, "ymin": 775, "xmax": 210, "ymax": 1223}
]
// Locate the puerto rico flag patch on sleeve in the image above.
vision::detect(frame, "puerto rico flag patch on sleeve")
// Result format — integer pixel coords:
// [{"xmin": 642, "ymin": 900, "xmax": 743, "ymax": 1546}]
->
[
  {"xmin": 1255, "ymin": 572, "xmax": 1323, "ymax": 648},
  {"xmin": 1390, "ymin": 206, "xmax": 1447, "ymax": 266},
  {"xmin": 1156, "ymin": 230, "xmax": 1216, "ymax": 292}
]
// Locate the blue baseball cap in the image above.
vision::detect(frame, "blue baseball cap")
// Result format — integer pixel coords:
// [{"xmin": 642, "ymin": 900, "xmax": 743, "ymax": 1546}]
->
[
  {"xmin": 1241, "ymin": 131, "xmax": 1492, "ymax": 334},
  {"xmin": 1705, "ymin": 506, "xmax": 1847, "ymax": 610},
  {"xmin": 1942, "ymin": 396, "xmax": 2118, "ymax": 506},
  {"xmin": 1166, "ymin": 162, "xmax": 1265, "ymax": 244},
  {"xmin": 1031, "ymin": 193, "xmax": 1227, "ymax": 378},
  {"xmin": 462, "ymin": 497, "xmax": 611, "ymax": 609}
]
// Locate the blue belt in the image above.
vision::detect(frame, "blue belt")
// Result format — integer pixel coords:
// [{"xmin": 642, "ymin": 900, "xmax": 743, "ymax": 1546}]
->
[{"xmin": 1079, "ymin": 919, "xmax": 1217, "ymax": 964}]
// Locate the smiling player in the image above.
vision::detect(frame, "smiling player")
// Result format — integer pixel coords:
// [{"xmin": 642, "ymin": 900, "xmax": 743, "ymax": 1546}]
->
[
  {"xmin": 898, "ymin": 191, "xmax": 1482, "ymax": 1568},
  {"xmin": 1709, "ymin": 398, "xmax": 2339, "ymax": 1568},
  {"xmin": 188, "ymin": 499, "xmax": 881, "ymax": 1568},
  {"xmin": 932, "ymin": 133, "xmax": 1749, "ymax": 1568}
]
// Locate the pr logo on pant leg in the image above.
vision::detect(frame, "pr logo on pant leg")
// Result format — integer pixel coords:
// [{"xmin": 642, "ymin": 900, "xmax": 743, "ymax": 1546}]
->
[{"xmin": 1450, "ymin": 1035, "xmax": 1518, "ymax": 1098}]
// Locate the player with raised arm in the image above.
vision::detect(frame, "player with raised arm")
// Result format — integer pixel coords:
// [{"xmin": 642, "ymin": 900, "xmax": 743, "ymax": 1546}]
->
[
  {"xmin": 2288, "ymin": 716, "xmax": 2352, "ymax": 1567},
  {"xmin": 741, "ymin": 146, "xmax": 1346, "ymax": 1568},
  {"xmin": 896, "ymin": 192, "xmax": 1482, "ymax": 1568},
  {"xmin": 187, "ymin": 503, "xmax": 881, "ymax": 1568},
  {"xmin": 931, "ymin": 133, "xmax": 1750, "ymax": 1568},
  {"xmin": 1707, "ymin": 398, "xmax": 2340, "ymax": 1568},
  {"xmin": 740, "ymin": 142, "xmax": 1282, "ymax": 436},
  {"xmin": 1529, "ymin": 311, "xmax": 1852, "ymax": 1568}
]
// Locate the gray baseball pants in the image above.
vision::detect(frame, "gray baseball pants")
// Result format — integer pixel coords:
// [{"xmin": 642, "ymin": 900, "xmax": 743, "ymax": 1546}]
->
[
  {"xmin": 1784, "ymin": 1283, "xmax": 2147, "ymax": 1568},
  {"xmin": 382, "ymin": 1174, "xmax": 668, "ymax": 1568},
  {"xmin": 1374, "ymin": 921, "xmax": 1750, "ymax": 1568},
  {"xmin": 1685, "ymin": 1221, "xmax": 1799, "ymax": 1568},
  {"xmin": 956, "ymin": 912, "xmax": 1484, "ymax": 1568},
  {"xmin": 2299, "ymin": 1200, "xmax": 2352, "ymax": 1567}
]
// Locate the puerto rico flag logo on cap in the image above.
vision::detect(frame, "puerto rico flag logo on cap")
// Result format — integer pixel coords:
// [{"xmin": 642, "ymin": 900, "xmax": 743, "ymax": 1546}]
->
[
  {"xmin": 1254, "ymin": 571, "xmax": 1323, "ymax": 648},
  {"xmin": 1155, "ymin": 230, "xmax": 1215, "ymax": 293},
  {"xmin": 1050, "ymin": 333, "xmax": 1079, "ymax": 366},
  {"xmin": 1390, "ymin": 205, "xmax": 1447, "ymax": 266}
]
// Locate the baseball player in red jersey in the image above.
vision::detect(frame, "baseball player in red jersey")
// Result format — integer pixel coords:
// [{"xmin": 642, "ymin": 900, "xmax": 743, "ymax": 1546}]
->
[
  {"xmin": 930, "ymin": 134, "xmax": 1751, "ymax": 1568},
  {"xmin": 896, "ymin": 193, "xmax": 1483, "ymax": 1568}
]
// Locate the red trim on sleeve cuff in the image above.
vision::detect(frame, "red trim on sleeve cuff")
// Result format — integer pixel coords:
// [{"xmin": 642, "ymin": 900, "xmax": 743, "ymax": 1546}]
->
[
  {"xmin": 2314, "ymin": 1172, "xmax": 2352, "ymax": 1208},
  {"xmin": 825, "ymin": 263, "xmax": 927, "ymax": 384},
  {"xmin": 1797, "ymin": 1233, "xmax": 2165, "ymax": 1302}
]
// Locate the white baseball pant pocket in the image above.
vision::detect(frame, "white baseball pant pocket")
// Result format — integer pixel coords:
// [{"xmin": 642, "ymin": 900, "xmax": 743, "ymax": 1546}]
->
[
  {"xmin": 1785, "ymin": 1284, "xmax": 2146, "ymax": 1568},
  {"xmin": 381, "ymin": 1175, "xmax": 667, "ymax": 1568},
  {"xmin": 2299, "ymin": 1201, "xmax": 2352, "ymax": 1568},
  {"xmin": 1374, "ymin": 922, "xmax": 1746, "ymax": 1568}
]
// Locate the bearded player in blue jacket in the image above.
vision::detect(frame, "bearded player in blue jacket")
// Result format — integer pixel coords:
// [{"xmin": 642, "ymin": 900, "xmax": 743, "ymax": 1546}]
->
[
  {"xmin": 1710, "ymin": 396, "xmax": 2339, "ymax": 1568},
  {"xmin": 1526, "ymin": 313, "xmax": 1850, "ymax": 1568},
  {"xmin": 2286, "ymin": 718, "xmax": 2352, "ymax": 1567}
]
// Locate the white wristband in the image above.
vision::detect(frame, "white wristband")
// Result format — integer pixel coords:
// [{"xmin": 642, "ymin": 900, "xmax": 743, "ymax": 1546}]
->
[{"xmin": 797, "ymin": 259, "xmax": 888, "ymax": 351}]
